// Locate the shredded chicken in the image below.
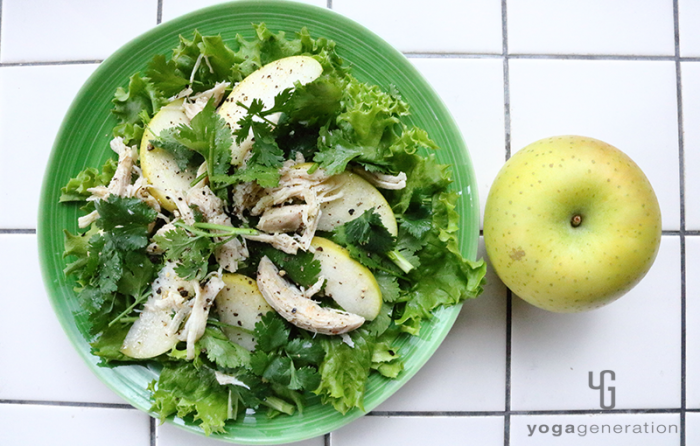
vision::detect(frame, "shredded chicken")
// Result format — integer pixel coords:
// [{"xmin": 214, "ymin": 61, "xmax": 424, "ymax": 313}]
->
[
  {"xmin": 353, "ymin": 167, "xmax": 407, "ymax": 190},
  {"xmin": 215, "ymin": 371, "xmax": 250, "ymax": 388},
  {"xmin": 256, "ymin": 256, "xmax": 364, "ymax": 335},
  {"xmin": 181, "ymin": 81, "xmax": 230, "ymax": 120},
  {"xmin": 178, "ymin": 273, "xmax": 225, "ymax": 360},
  {"xmin": 79, "ymin": 137, "xmax": 161, "ymax": 228},
  {"xmin": 238, "ymin": 160, "xmax": 343, "ymax": 253}
]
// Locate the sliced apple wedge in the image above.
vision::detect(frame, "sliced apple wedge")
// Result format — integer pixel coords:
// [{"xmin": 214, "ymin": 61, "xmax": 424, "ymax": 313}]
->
[
  {"xmin": 121, "ymin": 263, "xmax": 196, "ymax": 359},
  {"xmin": 218, "ymin": 55, "xmax": 323, "ymax": 165},
  {"xmin": 318, "ymin": 171, "xmax": 398, "ymax": 236},
  {"xmin": 311, "ymin": 237, "xmax": 382, "ymax": 320},
  {"xmin": 216, "ymin": 273, "xmax": 273, "ymax": 350},
  {"xmin": 140, "ymin": 98, "xmax": 195, "ymax": 212}
]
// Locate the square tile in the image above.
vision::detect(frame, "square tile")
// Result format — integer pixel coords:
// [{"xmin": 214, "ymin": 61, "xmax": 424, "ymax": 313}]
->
[
  {"xmin": 156, "ymin": 422, "xmax": 324, "ymax": 446},
  {"xmin": 686, "ymin": 412, "xmax": 700, "ymax": 445},
  {"xmin": 685, "ymin": 236, "xmax": 700, "ymax": 408},
  {"xmin": 0, "ymin": 0, "xmax": 158, "ymax": 63},
  {"xmin": 0, "ymin": 235, "xmax": 125, "ymax": 404},
  {"xmin": 510, "ymin": 412, "xmax": 681, "ymax": 445},
  {"xmin": 679, "ymin": 0, "xmax": 700, "ymax": 57},
  {"xmin": 509, "ymin": 236, "xmax": 681, "ymax": 411},
  {"xmin": 409, "ymin": 57, "xmax": 506, "ymax": 225},
  {"xmin": 376, "ymin": 238, "xmax": 506, "ymax": 412},
  {"xmin": 509, "ymin": 59, "xmax": 680, "ymax": 230},
  {"xmin": 332, "ymin": 415, "xmax": 504, "ymax": 446},
  {"xmin": 682, "ymin": 62, "xmax": 700, "ymax": 230},
  {"xmin": 0, "ymin": 404, "xmax": 150, "ymax": 446},
  {"xmin": 0, "ymin": 63, "xmax": 97, "ymax": 229},
  {"xmin": 507, "ymin": 0, "xmax": 675, "ymax": 56},
  {"xmin": 332, "ymin": 0, "xmax": 503, "ymax": 54},
  {"xmin": 161, "ymin": 0, "xmax": 329, "ymax": 23}
]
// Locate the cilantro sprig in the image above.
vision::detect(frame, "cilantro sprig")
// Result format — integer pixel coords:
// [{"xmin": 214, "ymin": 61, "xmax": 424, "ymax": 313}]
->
[
  {"xmin": 154, "ymin": 222, "xmax": 258, "ymax": 280},
  {"xmin": 150, "ymin": 98, "xmax": 232, "ymax": 191}
]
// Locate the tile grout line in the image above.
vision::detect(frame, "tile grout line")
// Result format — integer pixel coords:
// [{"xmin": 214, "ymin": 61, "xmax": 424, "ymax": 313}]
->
[
  {"xmin": 150, "ymin": 417, "xmax": 157, "ymax": 446},
  {"xmin": 0, "ymin": 229, "xmax": 36, "ymax": 234},
  {"xmin": 156, "ymin": 0, "xmax": 163, "ymax": 25},
  {"xmin": 673, "ymin": 0, "xmax": 687, "ymax": 444},
  {"xmin": 1, "ymin": 55, "xmax": 697, "ymax": 69},
  {"xmin": 327, "ymin": 0, "xmax": 332, "ymax": 9},
  {"xmin": 0, "ymin": 399, "xmax": 134, "ymax": 409},
  {"xmin": 501, "ymin": 1, "xmax": 512, "ymax": 446},
  {"xmin": 0, "ymin": 59, "xmax": 102, "ymax": 67},
  {"xmin": 369, "ymin": 408, "xmax": 686, "ymax": 416}
]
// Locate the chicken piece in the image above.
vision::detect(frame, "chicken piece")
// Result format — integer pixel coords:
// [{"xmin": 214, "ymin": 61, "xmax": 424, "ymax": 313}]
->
[
  {"xmin": 183, "ymin": 164, "xmax": 249, "ymax": 272},
  {"xmin": 182, "ymin": 81, "xmax": 230, "ymax": 120},
  {"xmin": 242, "ymin": 161, "xmax": 343, "ymax": 251},
  {"xmin": 257, "ymin": 205, "xmax": 306, "ymax": 233},
  {"xmin": 79, "ymin": 137, "xmax": 163, "ymax": 228},
  {"xmin": 244, "ymin": 233, "xmax": 302, "ymax": 255},
  {"xmin": 256, "ymin": 256, "xmax": 364, "ymax": 335},
  {"xmin": 353, "ymin": 168, "xmax": 407, "ymax": 190},
  {"xmin": 178, "ymin": 274, "xmax": 226, "ymax": 360}
]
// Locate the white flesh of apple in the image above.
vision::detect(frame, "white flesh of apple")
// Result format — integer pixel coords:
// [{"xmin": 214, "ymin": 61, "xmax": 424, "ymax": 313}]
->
[
  {"xmin": 217, "ymin": 56, "xmax": 323, "ymax": 165},
  {"xmin": 311, "ymin": 237, "xmax": 382, "ymax": 320},
  {"xmin": 139, "ymin": 99, "xmax": 195, "ymax": 212},
  {"xmin": 121, "ymin": 263, "xmax": 196, "ymax": 358},
  {"xmin": 318, "ymin": 171, "xmax": 398, "ymax": 236},
  {"xmin": 216, "ymin": 273, "xmax": 273, "ymax": 351}
]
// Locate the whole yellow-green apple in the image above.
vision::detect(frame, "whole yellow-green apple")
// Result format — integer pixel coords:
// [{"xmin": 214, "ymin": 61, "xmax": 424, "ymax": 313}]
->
[{"xmin": 483, "ymin": 136, "xmax": 662, "ymax": 312}]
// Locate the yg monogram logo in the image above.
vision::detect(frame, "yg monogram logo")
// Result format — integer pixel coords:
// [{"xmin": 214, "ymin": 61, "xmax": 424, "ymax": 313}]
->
[{"xmin": 588, "ymin": 370, "xmax": 616, "ymax": 409}]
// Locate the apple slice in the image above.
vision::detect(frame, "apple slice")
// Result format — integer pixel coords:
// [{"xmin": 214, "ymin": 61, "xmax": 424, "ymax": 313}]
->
[
  {"xmin": 215, "ymin": 273, "xmax": 273, "ymax": 350},
  {"xmin": 121, "ymin": 263, "xmax": 196, "ymax": 358},
  {"xmin": 311, "ymin": 237, "xmax": 382, "ymax": 320},
  {"xmin": 318, "ymin": 171, "xmax": 398, "ymax": 236},
  {"xmin": 218, "ymin": 55, "xmax": 323, "ymax": 165},
  {"xmin": 139, "ymin": 98, "xmax": 195, "ymax": 212}
]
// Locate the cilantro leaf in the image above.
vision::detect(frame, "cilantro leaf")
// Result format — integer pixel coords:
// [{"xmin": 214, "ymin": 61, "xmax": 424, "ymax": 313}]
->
[
  {"xmin": 257, "ymin": 245, "xmax": 321, "ymax": 288},
  {"xmin": 153, "ymin": 99, "xmax": 232, "ymax": 187},
  {"xmin": 94, "ymin": 195, "xmax": 158, "ymax": 230},
  {"xmin": 343, "ymin": 208, "xmax": 395, "ymax": 254},
  {"xmin": 213, "ymin": 163, "xmax": 280, "ymax": 189},
  {"xmin": 198, "ymin": 328, "xmax": 252, "ymax": 369},
  {"xmin": 253, "ymin": 312, "xmax": 290, "ymax": 353},
  {"xmin": 149, "ymin": 127, "xmax": 204, "ymax": 171},
  {"xmin": 153, "ymin": 228, "xmax": 215, "ymax": 281},
  {"xmin": 284, "ymin": 338, "xmax": 325, "ymax": 366}
]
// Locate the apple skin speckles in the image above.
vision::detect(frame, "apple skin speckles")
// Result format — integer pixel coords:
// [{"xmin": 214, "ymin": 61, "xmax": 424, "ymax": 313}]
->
[{"xmin": 483, "ymin": 135, "xmax": 662, "ymax": 313}]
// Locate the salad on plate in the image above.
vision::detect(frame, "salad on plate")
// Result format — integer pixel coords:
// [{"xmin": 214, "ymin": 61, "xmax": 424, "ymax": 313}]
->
[{"xmin": 59, "ymin": 23, "xmax": 486, "ymax": 435}]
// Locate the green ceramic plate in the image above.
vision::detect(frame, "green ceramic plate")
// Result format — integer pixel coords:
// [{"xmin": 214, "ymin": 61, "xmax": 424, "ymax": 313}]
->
[{"xmin": 38, "ymin": 0, "xmax": 480, "ymax": 443}]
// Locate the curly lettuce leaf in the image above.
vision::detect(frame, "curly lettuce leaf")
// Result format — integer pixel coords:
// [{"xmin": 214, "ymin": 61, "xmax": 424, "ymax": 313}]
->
[
  {"xmin": 150, "ymin": 362, "xmax": 230, "ymax": 435},
  {"xmin": 60, "ymin": 158, "xmax": 117, "ymax": 203},
  {"xmin": 315, "ymin": 331, "xmax": 372, "ymax": 414}
]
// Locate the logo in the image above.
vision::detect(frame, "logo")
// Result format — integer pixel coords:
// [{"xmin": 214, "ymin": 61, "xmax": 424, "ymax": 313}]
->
[{"xmin": 588, "ymin": 370, "xmax": 615, "ymax": 409}]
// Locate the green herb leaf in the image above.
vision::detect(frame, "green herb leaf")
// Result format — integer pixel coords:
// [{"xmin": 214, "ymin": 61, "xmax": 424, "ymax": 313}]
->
[
  {"xmin": 153, "ymin": 227, "xmax": 215, "ymax": 281},
  {"xmin": 199, "ymin": 328, "xmax": 252, "ymax": 370}
]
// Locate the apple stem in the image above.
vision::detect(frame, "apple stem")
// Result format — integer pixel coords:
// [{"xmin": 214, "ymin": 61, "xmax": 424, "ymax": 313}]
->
[{"xmin": 571, "ymin": 214, "xmax": 583, "ymax": 227}]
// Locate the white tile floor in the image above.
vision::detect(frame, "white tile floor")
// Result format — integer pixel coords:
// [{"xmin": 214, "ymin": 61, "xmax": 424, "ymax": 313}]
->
[{"xmin": 3, "ymin": 0, "xmax": 694, "ymax": 445}]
